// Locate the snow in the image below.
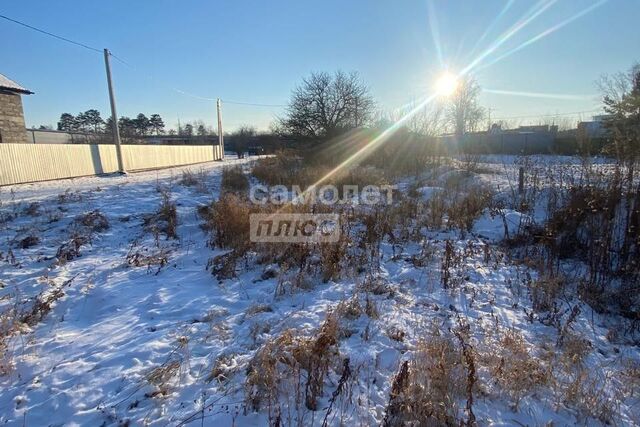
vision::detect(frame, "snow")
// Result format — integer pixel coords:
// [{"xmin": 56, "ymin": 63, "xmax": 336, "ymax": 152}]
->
[
  {"xmin": 0, "ymin": 155, "xmax": 638, "ymax": 426},
  {"xmin": 473, "ymin": 209, "xmax": 529, "ymax": 241}
]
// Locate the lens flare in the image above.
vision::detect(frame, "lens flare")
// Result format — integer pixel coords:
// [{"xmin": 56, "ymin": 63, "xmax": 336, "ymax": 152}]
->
[
  {"xmin": 460, "ymin": 0, "xmax": 557, "ymax": 76},
  {"xmin": 435, "ymin": 73, "xmax": 458, "ymax": 96},
  {"xmin": 475, "ymin": 0, "xmax": 608, "ymax": 72},
  {"xmin": 485, "ymin": 88, "xmax": 596, "ymax": 101}
]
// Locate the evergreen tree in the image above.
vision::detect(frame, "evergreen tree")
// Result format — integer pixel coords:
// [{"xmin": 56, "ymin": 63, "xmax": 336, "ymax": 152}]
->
[
  {"xmin": 149, "ymin": 114, "xmax": 165, "ymax": 135},
  {"xmin": 134, "ymin": 113, "xmax": 150, "ymax": 135},
  {"xmin": 57, "ymin": 113, "xmax": 76, "ymax": 131},
  {"xmin": 82, "ymin": 109, "xmax": 104, "ymax": 133},
  {"xmin": 118, "ymin": 116, "xmax": 135, "ymax": 137}
]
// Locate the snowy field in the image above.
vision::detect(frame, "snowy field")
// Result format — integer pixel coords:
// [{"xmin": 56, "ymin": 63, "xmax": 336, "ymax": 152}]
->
[{"xmin": 0, "ymin": 155, "xmax": 639, "ymax": 426}]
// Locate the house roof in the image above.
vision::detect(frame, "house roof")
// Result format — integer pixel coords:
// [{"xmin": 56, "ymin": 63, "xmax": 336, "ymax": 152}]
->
[{"xmin": 0, "ymin": 73, "xmax": 33, "ymax": 95}]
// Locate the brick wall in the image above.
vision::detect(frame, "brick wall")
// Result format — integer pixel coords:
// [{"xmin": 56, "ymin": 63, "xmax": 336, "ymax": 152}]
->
[{"xmin": 0, "ymin": 91, "xmax": 27, "ymax": 144}]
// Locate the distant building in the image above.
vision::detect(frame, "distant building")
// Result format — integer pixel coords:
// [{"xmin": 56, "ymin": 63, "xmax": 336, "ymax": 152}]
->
[
  {"xmin": 0, "ymin": 73, "xmax": 33, "ymax": 144},
  {"xmin": 577, "ymin": 114, "xmax": 613, "ymax": 138},
  {"xmin": 439, "ymin": 124, "xmax": 558, "ymax": 154},
  {"xmin": 25, "ymin": 128, "xmax": 107, "ymax": 144}
]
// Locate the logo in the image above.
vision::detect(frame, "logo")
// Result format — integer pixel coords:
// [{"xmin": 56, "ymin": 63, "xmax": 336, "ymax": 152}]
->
[{"xmin": 250, "ymin": 213, "xmax": 341, "ymax": 243}]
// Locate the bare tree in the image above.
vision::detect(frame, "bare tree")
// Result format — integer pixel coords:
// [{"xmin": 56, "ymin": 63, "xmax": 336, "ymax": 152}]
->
[
  {"xmin": 446, "ymin": 75, "xmax": 485, "ymax": 136},
  {"xmin": 599, "ymin": 63, "xmax": 640, "ymax": 180},
  {"xmin": 405, "ymin": 103, "xmax": 446, "ymax": 137},
  {"xmin": 280, "ymin": 71, "xmax": 374, "ymax": 140},
  {"xmin": 597, "ymin": 65, "xmax": 638, "ymax": 106}
]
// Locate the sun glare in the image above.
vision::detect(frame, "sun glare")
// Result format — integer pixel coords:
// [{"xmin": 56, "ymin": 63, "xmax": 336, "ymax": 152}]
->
[{"xmin": 435, "ymin": 72, "xmax": 458, "ymax": 96}]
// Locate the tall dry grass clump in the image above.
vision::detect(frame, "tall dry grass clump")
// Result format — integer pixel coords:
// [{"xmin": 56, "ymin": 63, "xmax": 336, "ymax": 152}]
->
[
  {"xmin": 144, "ymin": 191, "xmax": 178, "ymax": 239},
  {"xmin": 245, "ymin": 311, "xmax": 340, "ymax": 421},
  {"xmin": 384, "ymin": 328, "xmax": 465, "ymax": 426},
  {"xmin": 221, "ymin": 165, "xmax": 249, "ymax": 194}
]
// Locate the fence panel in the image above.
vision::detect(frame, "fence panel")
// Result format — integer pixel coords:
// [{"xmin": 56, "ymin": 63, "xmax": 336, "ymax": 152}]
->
[{"xmin": 0, "ymin": 143, "xmax": 221, "ymax": 186}]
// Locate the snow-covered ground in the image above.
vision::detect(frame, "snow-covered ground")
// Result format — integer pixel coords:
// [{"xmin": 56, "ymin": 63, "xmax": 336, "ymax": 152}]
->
[{"xmin": 0, "ymin": 156, "xmax": 638, "ymax": 426}]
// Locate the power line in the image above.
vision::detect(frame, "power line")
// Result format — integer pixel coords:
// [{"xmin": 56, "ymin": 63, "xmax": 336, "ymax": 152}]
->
[
  {"xmin": 0, "ymin": 13, "xmax": 101, "ymax": 53},
  {"xmin": 109, "ymin": 53, "xmax": 217, "ymax": 102},
  {"xmin": 0, "ymin": 13, "xmax": 284, "ymax": 107},
  {"xmin": 223, "ymin": 100, "xmax": 287, "ymax": 107},
  {"xmin": 110, "ymin": 53, "xmax": 287, "ymax": 107}
]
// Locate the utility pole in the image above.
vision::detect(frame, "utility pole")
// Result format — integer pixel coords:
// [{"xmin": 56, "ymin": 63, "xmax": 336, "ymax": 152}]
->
[
  {"xmin": 103, "ymin": 48, "xmax": 126, "ymax": 173},
  {"xmin": 216, "ymin": 98, "xmax": 224, "ymax": 160}
]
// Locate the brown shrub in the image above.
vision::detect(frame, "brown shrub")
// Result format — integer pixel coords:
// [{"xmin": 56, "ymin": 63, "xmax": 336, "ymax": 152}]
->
[
  {"xmin": 221, "ymin": 165, "xmax": 249, "ymax": 194},
  {"xmin": 245, "ymin": 311, "xmax": 340, "ymax": 413},
  {"xmin": 563, "ymin": 369, "xmax": 616, "ymax": 425},
  {"xmin": 200, "ymin": 193, "xmax": 253, "ymax": 254},
  {"xmin": 126, "ymin": 247, "xmax": 169, "ymax": 274},
  {"xmin": 384, "ymin": 330, "xmax": 464, "ymax": 426},
  {"xmin": 0, "ymin": 307, "xmax": 19, "ymax": 376},
  {"xmin": 55, "ymin": 232, "xmax": 90, "ymax": 266},
  {"xmin": 76, "ymin": 210, "xmax": 109, "ymax": 232},
  {"xmin": 446, "ymin": 186, "xmax": 493, "ymax": 232},
  {"xmin": 179, "ymin": 168, "xmax": 208, "ymax": 191},
  {"xmin": 144, "ymin": 192, "xmax": 178, "ymax": 239},
  {"xmin": 487, "ymin": 329, "xmax": 549, "ymax": 410},
  {"xmin": 18, "ymin": 234, "xmax": 40, "ymax": 249},
  {"xmin": 23, "ymin": 202, "xmax": 40, "ymax": 216},
  {"xmin": 531, "ymin": 275, "xmax": 565, "ymax": 312}
]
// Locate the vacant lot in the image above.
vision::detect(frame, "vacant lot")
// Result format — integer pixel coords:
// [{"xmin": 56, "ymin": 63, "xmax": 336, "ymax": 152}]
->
[{"xmin": 0, "ymin": 155, "xmax": 638, "ymax": 426}]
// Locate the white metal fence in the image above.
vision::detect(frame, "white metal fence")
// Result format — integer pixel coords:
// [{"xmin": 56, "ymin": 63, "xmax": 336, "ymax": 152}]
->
[{"xmin": 0, "ymin": 143, "xmax": 223, "ymax": 186}]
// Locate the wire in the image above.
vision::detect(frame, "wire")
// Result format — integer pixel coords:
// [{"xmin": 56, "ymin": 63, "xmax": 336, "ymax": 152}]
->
[
  {"xmin": 109, "ymin": 53, "xmax": 217, "ymax": 102},
  {"xmin": 1, "ymin": 13, "xmax": 287, "ymax": 108},
  {"xmin": 0, "ymin": 13, "xmax": 102, "ymax": 53},
  {"xmin": 222, "ymin": 100, "xmax": 287, "ymax": 107}
]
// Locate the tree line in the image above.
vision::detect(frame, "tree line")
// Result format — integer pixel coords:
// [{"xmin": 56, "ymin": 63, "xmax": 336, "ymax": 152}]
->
[
  {"xmin": 55, "ymin": 110, "xmax": 222, "ymax": 139},
  {"xmin": 57, "ymin": 110, "xmax": 166, "ymax": 136}
]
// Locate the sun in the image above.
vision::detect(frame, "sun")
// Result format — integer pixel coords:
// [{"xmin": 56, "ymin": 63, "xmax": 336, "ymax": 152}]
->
[{"xmin": 435, "ymin": 72, "xmax": 458, "ymax": 96}]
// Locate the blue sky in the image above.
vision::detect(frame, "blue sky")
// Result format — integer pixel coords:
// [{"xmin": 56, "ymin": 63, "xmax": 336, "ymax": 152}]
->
[{"xmin": 1, "ymin": 0, "xmax": 639, "ymax": 132}]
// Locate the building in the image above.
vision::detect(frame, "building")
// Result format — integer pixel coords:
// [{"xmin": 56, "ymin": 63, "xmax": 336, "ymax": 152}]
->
[
  {"xmin": 0, "ymin": 73, "xmax": 33, "ymax": 144},
  {"xmin": 439, "ymin": 124, "xmax": 558, "ymax": 154},
  {"xmin": 25, "ymin": 128, "xmax": 108, "ymax": 144},
  {"xmin": 577, "ymin": 114, "xmax": 613, "ymax": 138}
]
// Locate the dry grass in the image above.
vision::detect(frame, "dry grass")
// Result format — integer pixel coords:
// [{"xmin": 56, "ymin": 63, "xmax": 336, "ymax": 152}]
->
[
  {"xmin": 23, "ymin": 202, "xmax": 40, "ymax": 216},
  {"xmin": 179, "ymin": 168, "xmax": 209, "ymax": 192},
  {"xmin": 0, "ymin": 307, "xmax": 19, "ymax": 376},
  {"xmin": 75, "ymin": 210, "xmax": 109, "ymax": 232},
  {"xmin": 55, "ymin": 232, "xmax": 90, "ymax": 266},
  {"xmin": 446, "ymin": 186, "xmax": 494, "ymax": 232},
  {"xmin": 145, "ymin": 336, "xmax": 190, "ymax": 398},
  {"xmin": 245, "ymin": 303, "xmax": 273, "ymax": 317},
  {"xmin": 200, "ymin": 193, "xmax": 253, "ymax": 254},
  {"xmin": 384, "ymin": 329, "xmax": 464, "ymax": 426},
  {"xmin": 251, "ymin": 152, "xmax": 309, "ymax": 187},
  {"xmin": 18, "ymin": 234, "xmax": 40, "ymax": 249},
  {"xmin": 125, "ymin": 246, "xmax": 170, "ymax": 274},
  {"xmin": 221, "ymin": 165, "xmax": 249, "ymax": 194},
  {"xmin": 530, "ymin": 275, "xmax": 565, "ymax": 312},
  {"xmin": 206, "ymin": 353, "xmax": 239, "ymax": 383},
  {"xmin": 245, "ymin": 311, "xmax": 340, "ymax": 415},
  {"xmin": 319, "ymin": 233, "xmax": 350, "ymax": 282},
  {"xmin": 144, "ymin": 191, "xmax": 178, "ymax": 240},
  {"xmin": 484, "ymin": 329, "xmax": 549, "ymax": 410},
  {"xmin": 562, "ymin": 369, "xmax": 616, "ymax": 425}
]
